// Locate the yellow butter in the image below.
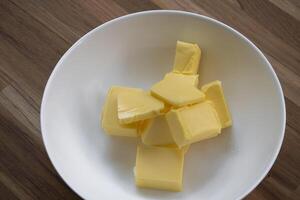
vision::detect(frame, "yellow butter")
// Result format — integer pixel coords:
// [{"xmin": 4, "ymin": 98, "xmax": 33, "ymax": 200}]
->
[
  {"xmin": 135, "ymin": 144, "xmax": 184, "ymax": 191},
  {"xmin": 151, "ymin": 77, "xmax": 205, "ymax": 107},
  {"xmin": 141, "ymin": 115, "xmax": 175, "ymax": 146},
  {"xmin": 173, "ymin": 41, "xmax": 201, "ymax": 74},
  {"xmin": 164, "ymin": 72, "xmax": 199, "ymax": 87},
  {"xmin": 101, "ymin": 86, "xmax": 141, "ymax": 137},
  {"xmin": 137, "ymin": 120, "xmax": 150, "ymax": 135},
  {"xmin": 160, "ymin": 104, "xmax": 172, "ymax": 113},
  {"xmin": 118, "ymin": 90, "xmax": 164, "ymax": 124},
  {"xmin": 140, "ymin": 116, "xmax": 190, "ymax": 152},
  {"xmin": 162, "ymin": 144, "xmax": 190, "ymax": 154},
  {"xmin": 166, "ymin": 101, "xmax": 221, "ymax": 147},
  {"xmin": 201, "ymin": 81, "xmax": 232, "ymax": 128},
  {"xmin": 182, "ymin": 145, "xmax": 190, "ymax": 154}
]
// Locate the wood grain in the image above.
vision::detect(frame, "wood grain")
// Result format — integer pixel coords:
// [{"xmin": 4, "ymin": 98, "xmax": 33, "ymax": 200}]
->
[{"xmin": 0, "ymin": 0, "xmax": 299, "ymax": 199}]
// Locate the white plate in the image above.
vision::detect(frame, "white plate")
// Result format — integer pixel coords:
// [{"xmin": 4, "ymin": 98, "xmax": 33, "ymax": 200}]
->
[{"xmin": 41, "ymin": 10, "xmax": 286, "ymax": 200}]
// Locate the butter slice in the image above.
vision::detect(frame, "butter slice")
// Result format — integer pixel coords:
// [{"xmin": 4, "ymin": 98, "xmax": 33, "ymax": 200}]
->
[
  {"xmin": 135, "ymin": 144, "xmax": 184, "ymax": 191},
  {"xmin": 166, "ymin": 101, "xmax": 221, "ymax": 147},
  {"xmin": 151, "ymin": 77, "xmax": 205, "ymax": 107},
  {"xmin": 118, "ymin": 90, "xmax": 164, "ymax": 124},
  {"xmin": 173, "ymin": 41, "xmax": 201, "ymax": 74},
  {"xmin": 141, "ymin": 115, "xmax": 175, "ymax": 146},
  {"xmin": 164, "ymin": 72, "xmax": 199, "ymax": 87},
  {"xmin": 140, "ymin": 116, "xmax": 190, "ymax": 151},
  {"xmin": 201, "ymin": 81, "xmax": 232, "ymax": 128},
  {"xmin": 101, "ymin": 86, "xmax": 140, "ymax": 137}
]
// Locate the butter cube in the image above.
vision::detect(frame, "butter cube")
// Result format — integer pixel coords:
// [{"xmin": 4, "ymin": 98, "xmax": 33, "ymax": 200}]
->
[
  {"xmin": 151, "ymin": 77, "xmax": 205, "ymax": 107},
  {"xmin": 101, "ymin": 86, "xmax": 141, "ymax": 137},
  {"xmin": 118, "ymin": 90, "xmax": 164, "ymax": 124},
  {"xmin": 166, "ymin": 101, "xmax": 221, "ymax": 147},
  {"xmin": 135, "ymin": 145, "xmax": 184, "ymax": 191},
  {"xmin": 164, "ymin": 72, "xmax": 199, "ymax": 87},
  {"xmin": 141, "ymin": 115, "xmax": 175, "ymax": 146},
  {"xmin": 173, "ymin": 41, "xmax": 201, "ymax": 74},
  {"xmin": 201, "ymin": 81, "xmax": 232, "ymax": 128},
  {"xmin": 140, "ymin": 117, "xmax": 191, "ymax": 151}
]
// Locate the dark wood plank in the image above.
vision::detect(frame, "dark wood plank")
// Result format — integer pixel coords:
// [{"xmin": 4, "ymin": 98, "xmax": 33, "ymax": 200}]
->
[
  {"xmin": 0, "ymin": 103, "xmax": 81, "ymax": 200},
  {"xmin": 269, "ymin": 0, "xmax": 300, "ymax": 21},
  {"xmin": 0, "ymin": 77, "xmax": 7, "ymax": 91},
  {"xmin": 0, "ymin": 177, "xmax": 19, "ymax": 200},
  {"xmin": 114, "ymin": 0, "xmax": 160, "ymax": 12},
  {"xmin": 0, "ymin": 1, "xmax": 68, "ymax": 73},
  {"xmin": 152, "ymin": 0, "xmax": 213, "ymax": 17},
  {"xmin": 237, "ymin": 0, "xmax": 300, "ymax": 52},
  {"xmin": 192, "ymin": 0, "xmax": 300, "ymax": 76},
  {"xmin": 286, "ymin": 98, "xmax": 300, "ymax": 132},
  {"xmin": 267, "ymin": 55, "xmax": 300, "ymax": 106}
]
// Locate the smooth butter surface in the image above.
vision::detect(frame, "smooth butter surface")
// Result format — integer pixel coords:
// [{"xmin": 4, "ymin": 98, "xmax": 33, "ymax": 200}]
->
[
  {"xmin": 135, "ymin": 144, "xmax": 184, "ymax": 191},
  {"xmin": 118, "ymin": 90, "xmax": 164, "ymax": 124},
  {"xmin": 101, "ymin": 86, "xmax": 140, "ymax": 137},
  {"xmin": 201, "ymin": 80, "xmax": 232, "ymax": 128},
  {"xmin": 141, "ymin": 115, "xmax": 175, "ymax": 146},
  {"xmin": 166, "ymin": 101, "xmax": 221, "ymax": 147},
  {"xmin": 163, "ymin": 144, "xmax": 190, "ymax": 154},
  {"xmin": 141, "ymin": 115, "xmax": 191, "ymax": 153},
  {"xmin": 173, "ymin": 41, "xmax": 201, "ymax": 74},
  {"xmin": 164, "ymin": 72, "xmax": 199, "ymax": 87},
  {"xmin": 151, "ymin": 77, "xmax": 205, "ymax": 107}
]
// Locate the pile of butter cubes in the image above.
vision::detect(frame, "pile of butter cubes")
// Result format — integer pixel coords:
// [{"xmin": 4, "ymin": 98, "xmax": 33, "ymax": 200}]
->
[{"xmin": 101, "ymin": 41, "xmax": 232, "ymax": 191}]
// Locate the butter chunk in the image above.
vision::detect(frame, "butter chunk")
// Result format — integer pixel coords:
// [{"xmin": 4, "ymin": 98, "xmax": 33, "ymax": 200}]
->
[
  {"xmin": 173, "ymin": 41, "xmax": 201, "ymax": 74},
  {"xmin": 151, "ymin": 77, "xmax": 205, "ymax": 107},
  {"xmin": 101, "ymin": 86, "xmax": 141, "ymax": 137},
  {"xmin": 141, "ymin": 115, "xmax": 175, "ymax": 146},
  {"xmin": 201, "ymin": 81, "xmax": 232, "ymax": 128},
  {"xmin": 118, "ymin": 90, "xmax": 164, "ymax": 124},
  {"xmin": 164, "ymin": 72, "xmax": 199, "ymax": 87},
  {"xmin": 166, "ymin": 101, "xmax": 221, "ymax": 147},
  {"xmin": 135, "ymin": 145, "xmax": 184, "ymax": 191}
]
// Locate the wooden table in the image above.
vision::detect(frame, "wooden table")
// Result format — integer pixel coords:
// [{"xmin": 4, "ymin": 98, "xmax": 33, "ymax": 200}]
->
[{"xmin": 0, "ymin": 0, "xmax": 299, "ymax": 199}]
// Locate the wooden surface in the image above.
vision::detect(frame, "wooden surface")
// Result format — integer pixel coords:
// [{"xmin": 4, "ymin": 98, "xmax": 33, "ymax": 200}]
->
[{"xmin": 0, "ymin": 0, "xmax": 299, "ymax": 199}]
